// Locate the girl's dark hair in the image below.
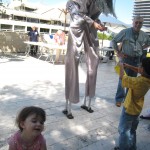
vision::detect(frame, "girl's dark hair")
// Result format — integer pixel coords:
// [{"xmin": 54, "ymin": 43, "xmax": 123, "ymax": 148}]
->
[
  {"xmin": 142, "ymin": 57, "xmax": 150, "ymax": 76},
  {"xmin": 16, "ymin": 106, "xmax": 46, "ymax": 131}
]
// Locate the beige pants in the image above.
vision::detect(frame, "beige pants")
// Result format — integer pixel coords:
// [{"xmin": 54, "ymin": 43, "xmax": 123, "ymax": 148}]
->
[
  {"xmin": 55, "ymin": 49, "xmax": 62, "ymax": 63},
  {"xmin": 55, "ymin": 49, "xmax": 65, "ymax": 63}
]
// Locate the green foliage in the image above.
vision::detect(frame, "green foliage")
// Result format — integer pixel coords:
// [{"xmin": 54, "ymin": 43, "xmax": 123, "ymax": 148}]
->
[{"xmin": 97, "ymin": 32, "xmax": 113, "ymax": 40}]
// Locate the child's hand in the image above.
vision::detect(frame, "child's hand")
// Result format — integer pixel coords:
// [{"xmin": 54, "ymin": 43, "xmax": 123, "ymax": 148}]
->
[
  {"xmin": 118, "ymin": 62, "xmax": 124, "ymax": 67},
  {"xmin": 138, "ymin": 67, "xmax": 143, "ymax": 74}
]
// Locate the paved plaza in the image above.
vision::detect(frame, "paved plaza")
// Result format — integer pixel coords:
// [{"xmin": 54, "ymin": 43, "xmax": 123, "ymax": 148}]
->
[{"xmin": 0, "ymin": 54, "xmax": 150, "ymax": 150}]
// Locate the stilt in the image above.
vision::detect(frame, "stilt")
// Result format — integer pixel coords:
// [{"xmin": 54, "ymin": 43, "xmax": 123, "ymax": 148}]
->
[
  {"xmin": 65, "ymin": 99, "xmax": 69, "ymax": 110},
  {"xmin": 87, "ymin": 97, "xmax": 94, "ymax": 113},
  {"xmin": 81, "ymin": 96, "xmax": 94, "ymax": 113},
  {"xmin": 88, "ymin": 97, "xmax": 91, "ymax": 109},
  {"xmin": 83, "ymin": 96, "xmax": 87, "ymax": 106},
  {"xmin": 68, "ymin": 101, "xmax": 71, "ymax": 114},
  {"xmin": 62, "ymin": 99, "xmax": 74, "ymax": 119}
]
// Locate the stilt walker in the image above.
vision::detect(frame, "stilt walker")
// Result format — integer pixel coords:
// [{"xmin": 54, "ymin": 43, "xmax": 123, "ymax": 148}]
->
[{"xmin": 63, "ymin": 0, "xmax": 116, "ymax": 119}]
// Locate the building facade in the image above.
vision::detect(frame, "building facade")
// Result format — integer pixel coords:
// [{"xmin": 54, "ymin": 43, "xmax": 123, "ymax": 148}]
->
[
  {"xmin": 133, "ymin": 0, "xmax": 150, "ymax": 28},
  {"xmin": 0, "ymin": 0, "xmax": 69, "ymax": 34}
]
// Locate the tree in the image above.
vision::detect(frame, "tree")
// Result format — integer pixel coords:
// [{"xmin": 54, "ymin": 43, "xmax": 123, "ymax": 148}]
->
[{"xmin": 97, "ymin": 32, "xmax": 113, "ymax": 40}]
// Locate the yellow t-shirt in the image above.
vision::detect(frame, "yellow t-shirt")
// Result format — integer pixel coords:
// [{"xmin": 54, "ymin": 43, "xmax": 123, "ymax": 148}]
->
[
  {"xmin": 114, "ymin": 64, "xmax": 127, "ymax": 76},
  {"xmin": 122, "ymin": 75, "xmax": 150, "ymax": 115}
]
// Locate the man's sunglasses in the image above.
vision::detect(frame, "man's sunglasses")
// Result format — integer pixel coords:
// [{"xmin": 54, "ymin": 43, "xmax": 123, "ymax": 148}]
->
[{"xmin": 135, "ymin": 21, "xmax": 143, "ymax": 25}]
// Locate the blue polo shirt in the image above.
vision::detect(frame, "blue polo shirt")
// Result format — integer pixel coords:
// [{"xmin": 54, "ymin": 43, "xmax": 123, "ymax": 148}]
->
[
  {"xmin": 28, "ymin": 30, "xmax": 39, "ymax": 42},
  {"xmin": 112, "ymin": 27, "xmax": 150, "ymax": 57}
]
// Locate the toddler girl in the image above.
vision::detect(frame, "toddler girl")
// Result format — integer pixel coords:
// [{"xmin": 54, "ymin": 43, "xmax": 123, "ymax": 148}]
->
[{"xmin": 8, "ymin": 106, "xmax": 47, "ymax": 150}]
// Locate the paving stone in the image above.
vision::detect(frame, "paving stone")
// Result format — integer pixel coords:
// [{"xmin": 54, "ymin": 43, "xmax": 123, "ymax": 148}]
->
[{"xmin": 0, "ymin": 54, "xmax": 150, "ymax": 150}]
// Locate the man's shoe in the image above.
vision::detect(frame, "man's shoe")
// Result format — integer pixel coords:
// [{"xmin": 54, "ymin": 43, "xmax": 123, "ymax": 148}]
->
[
  {"xmin": 116, "ymin": 102, "xmax": 122, "ymax": 107},
  {"xmin": 114, "ymin": 146, "xmax": 119, "ymax": 150},
  {"xmin": 140, "ymin": 115, "xmax": 150, "ymax": 120}
]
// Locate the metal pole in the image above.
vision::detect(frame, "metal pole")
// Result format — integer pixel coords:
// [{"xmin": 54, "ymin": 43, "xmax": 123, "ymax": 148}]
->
[{"xmin": 101, "ymin": 22, "xmax": 106, "ymax": 47}]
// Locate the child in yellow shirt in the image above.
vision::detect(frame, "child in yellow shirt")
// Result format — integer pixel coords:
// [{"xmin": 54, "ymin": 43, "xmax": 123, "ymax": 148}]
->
[{"xmin": 115, "ymin": 58, "xmax": 150, "ymax": 150}]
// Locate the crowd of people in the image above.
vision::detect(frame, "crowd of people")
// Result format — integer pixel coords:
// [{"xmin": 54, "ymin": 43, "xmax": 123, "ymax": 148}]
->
[
  {"xmin": 28, "ymin": 28, "xmax": 66, "ymax": 63},
  {"xmin": 7, "ymin": 0, "xmax": 150, "ymax": 150}
]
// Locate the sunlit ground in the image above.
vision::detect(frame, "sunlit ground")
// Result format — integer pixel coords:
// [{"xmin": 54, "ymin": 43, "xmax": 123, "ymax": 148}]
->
[{"xmin": 0, "ymin": 54, "xmax": 150, "ymax": 150}]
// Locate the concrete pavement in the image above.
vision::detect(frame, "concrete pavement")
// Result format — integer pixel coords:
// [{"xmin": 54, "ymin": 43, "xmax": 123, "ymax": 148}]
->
[{"xmin": 0, "ymin": 54, "xmax": 150, "ymax": 150}]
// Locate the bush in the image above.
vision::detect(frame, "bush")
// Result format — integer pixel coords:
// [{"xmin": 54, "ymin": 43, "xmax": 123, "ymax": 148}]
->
[{"xmin": 97, "ymin": 32, "xmax": 113, "ymax": 40}]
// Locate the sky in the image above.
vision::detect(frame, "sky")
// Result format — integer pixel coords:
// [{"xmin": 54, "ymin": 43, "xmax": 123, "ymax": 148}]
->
[
  {"xmin": 4, "ymin": 0, "xmax": 134, "ymax": 24},
  {"xmin": 115, "ymin": 0, "xmax": 134, "ymax": 24}
]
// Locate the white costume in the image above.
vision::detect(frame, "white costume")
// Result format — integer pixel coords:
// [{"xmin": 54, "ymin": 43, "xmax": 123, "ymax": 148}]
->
[{"xmin": 63, "ymin": 0, "xmax": 116, "ymax": 119}]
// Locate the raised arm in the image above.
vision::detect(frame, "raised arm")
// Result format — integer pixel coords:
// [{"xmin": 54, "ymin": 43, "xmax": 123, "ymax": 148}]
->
[
  {"xmin": 66, "ymin": 0, "xmax": 107, "ymax": 31},
  {"xmin": 119, "ymin": 62, "xmax": 125, "ymax": 79},
  {"xmin": 119, "ymin": 62, "xmax": 141, "ymax": 79},
  {"xmin": 112, "ymin": 30, "xmax": 128, "ymax": 58},
  {"xmin": 123, "ymin": 63, "xmax": 139, "ymax": 73}
]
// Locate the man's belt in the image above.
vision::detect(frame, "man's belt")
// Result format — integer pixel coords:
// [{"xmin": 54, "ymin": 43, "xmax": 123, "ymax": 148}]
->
[{"xmin": 126, "ymin": 55, "xmax": 140, "ymax": 59}]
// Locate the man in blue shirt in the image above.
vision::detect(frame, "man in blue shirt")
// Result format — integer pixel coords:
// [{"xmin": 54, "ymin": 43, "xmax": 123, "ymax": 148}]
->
[
  {"xmin": 112, "ymin": 15, "xmax": 150, "ymax": 107},
  {"xmin": 28, "ymin": 26, "xmax": 39, "ymax": 56}
]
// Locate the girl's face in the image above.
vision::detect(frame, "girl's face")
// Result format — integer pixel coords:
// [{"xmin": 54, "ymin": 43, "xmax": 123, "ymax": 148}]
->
[{"xmin": 20, "ymin": 114, "xmax": 44, "ymax": 137}]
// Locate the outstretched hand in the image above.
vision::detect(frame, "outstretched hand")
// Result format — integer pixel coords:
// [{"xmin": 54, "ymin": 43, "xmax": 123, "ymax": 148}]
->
[
  {"xmin": 118, "ymin": 62, "xmax": 125, "ymax": 79},
  {"xmin": 93, "ymin": 22, "xmax": 107, "ymax": 31},
  {"xmin": 118, "ymin": 62, "xmax": 124, "ymax": 67}
]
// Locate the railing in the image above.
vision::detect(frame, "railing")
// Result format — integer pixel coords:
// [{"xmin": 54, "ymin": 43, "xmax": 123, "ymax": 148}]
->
[
  {"xmin": 0, "ymin": 29, "xmax": 12, "ymax": 32},
  {"xmin": 0, "ymin": 18, "xmax": 69, "ymax": 34}
]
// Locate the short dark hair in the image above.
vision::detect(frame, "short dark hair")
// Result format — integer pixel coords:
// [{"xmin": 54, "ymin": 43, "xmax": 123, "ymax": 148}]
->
[
  {"xmin": 141, "ymin": 57, "xmax": 150, "ymax": 76},
  {"xmin": 16, "ymin": 106, "xmax": 46, "ymax": 131}
]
